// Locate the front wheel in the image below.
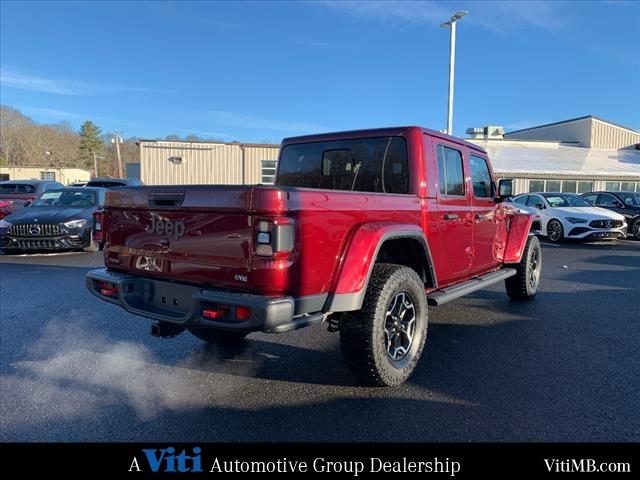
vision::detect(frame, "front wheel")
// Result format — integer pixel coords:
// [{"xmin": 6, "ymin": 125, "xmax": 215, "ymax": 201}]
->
[
  {"xmin": 632, "ymin": 219, "xmax": 640, "ymax": 239},
  {"xmin": 546, "ymin": 219, "xmax": 564, "ymax": 242},
  {"xmin": 339, "ymin": 263, "xmax": 428, "ymax": 387},
  {"xmin": 505, "ymin": 235, "xmax": 542, "ymax": 300}
]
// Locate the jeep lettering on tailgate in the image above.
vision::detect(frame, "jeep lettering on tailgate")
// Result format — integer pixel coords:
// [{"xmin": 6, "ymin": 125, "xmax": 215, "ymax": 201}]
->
[{"xmin": 145, "ymin": 215, "xmax": 185, "ymax": 239}]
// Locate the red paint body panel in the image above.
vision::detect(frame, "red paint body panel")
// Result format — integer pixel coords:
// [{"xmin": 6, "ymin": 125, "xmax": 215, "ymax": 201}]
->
[
  {"xmin": 102, "ymin": 126, "xmax": 532, "ymax": 305},
  {"xmin": 503, "ymin": 213, "xmax": 535, "ymax": 264}
]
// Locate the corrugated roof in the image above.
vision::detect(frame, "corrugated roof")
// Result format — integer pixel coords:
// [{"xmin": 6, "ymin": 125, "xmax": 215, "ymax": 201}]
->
[
  {"xmin": 470, "ymin": 139, "xmax": 640, "ymax": 177},
  {"xmin": 505, "ymin": 115, "xmax": 639, "ymax": 136}
]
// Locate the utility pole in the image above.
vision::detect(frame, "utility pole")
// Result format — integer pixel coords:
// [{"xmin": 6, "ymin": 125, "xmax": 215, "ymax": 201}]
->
[
  {"xmin": 111, "ymin": 132, "xmax": 124, "ymax": 178},
  {"xmin": 92, "ymin": 152, "xmax": 105, "ymax": 178},
  {"xmin": 441, "ymin": 11, "xmax": 468, "ymax": 136}
]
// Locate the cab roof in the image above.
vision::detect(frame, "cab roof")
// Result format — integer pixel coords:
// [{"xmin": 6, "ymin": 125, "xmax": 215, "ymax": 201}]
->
[{"xmin": 281, "ymin": 126, "xmax": 486, "ymax": 154}]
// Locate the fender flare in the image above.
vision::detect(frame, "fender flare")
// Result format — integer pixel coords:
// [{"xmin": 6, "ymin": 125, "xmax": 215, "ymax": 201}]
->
[
  {"xmin": 325, "ymin": 222, "xmax": 436, "ymax": 312},
  {"xmin": 504, "ymin": 213, "xmax": 535, "ymax": 264}
]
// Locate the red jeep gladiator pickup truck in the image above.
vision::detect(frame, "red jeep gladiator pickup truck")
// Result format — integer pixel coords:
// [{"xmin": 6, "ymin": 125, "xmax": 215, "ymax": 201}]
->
[{"xmin": 86, "ymin": 126, "xmax": 540, "ymax": 386}]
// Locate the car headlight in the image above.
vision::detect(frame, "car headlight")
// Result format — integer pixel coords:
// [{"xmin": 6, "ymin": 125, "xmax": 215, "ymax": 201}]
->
[
  {"xmin": 63, "ymin": 219, "xmax": 88, "ymax": 229},
  {"xmin": 566, "ymin": 217, "xmax": 588, "ymax": 224},
  {"xmin": 0, "ymin": 219, "xmax": 11, "ymax": 229}
]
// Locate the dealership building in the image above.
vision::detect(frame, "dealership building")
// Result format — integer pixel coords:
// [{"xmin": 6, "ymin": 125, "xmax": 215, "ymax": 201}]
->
[
  {"xmin": 0, "ymin": 166, "xmax": 91, "ymax": 185},
  {"xmin": 137, "ymin": 115, "xmax": 640, "ymax": 193}
]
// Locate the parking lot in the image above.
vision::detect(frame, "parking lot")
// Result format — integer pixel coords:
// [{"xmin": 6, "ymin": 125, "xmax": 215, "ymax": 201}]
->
[{"xmin": 1, "ymin": 240, "xmax": 639, "ymax": 442}]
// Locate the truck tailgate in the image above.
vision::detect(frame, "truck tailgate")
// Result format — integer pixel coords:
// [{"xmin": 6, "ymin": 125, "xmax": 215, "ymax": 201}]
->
[{"xmin": 104, "ymin": 186, "xmax": 254, "ymax": 290}]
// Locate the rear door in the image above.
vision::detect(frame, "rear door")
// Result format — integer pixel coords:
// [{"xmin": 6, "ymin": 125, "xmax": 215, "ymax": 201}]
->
[
  {"xmin": 468, "ymin": 153, "xmax": 500, "ymax": 272},
  {"xmin": 435, "ymin": 142, "xmax": 473, "ymax": 279}
]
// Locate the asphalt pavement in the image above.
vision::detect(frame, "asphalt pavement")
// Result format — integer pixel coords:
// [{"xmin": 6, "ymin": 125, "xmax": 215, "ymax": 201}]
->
[{"xmin": 1, "ymin": 240, "xmax": 639, "ymax": 442}]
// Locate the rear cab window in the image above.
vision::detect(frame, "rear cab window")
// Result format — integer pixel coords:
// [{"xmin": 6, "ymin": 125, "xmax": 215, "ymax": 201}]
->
[{"xmin": 277, "ymin": 136, "xmax": 410, "ymax": 194}]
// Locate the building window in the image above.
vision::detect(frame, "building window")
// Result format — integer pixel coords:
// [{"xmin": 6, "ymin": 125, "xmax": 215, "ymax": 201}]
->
[
  {"xmin": 577, "ymin": 181, "xmax": 593, "ymax": 193},
  {"xmin": 545, "ymin": 180, "xmax": 561, "ymax": 192},
  {"xmin": 561, "ymin": 180, "xmax": 577, "ymax": 193},
  {"xmin": 261, "ymin": 160, "xmax": 277, "ymax": 184},
  {"xmin": 528, "ymin": 180, "xmax": 545, "ymax": 192},
  {"xmin": 40, "ymin": 171, "xmax": 56, "ymax": 181},
  {"xmin": 621, "ymin": 181, "xmax": 636, "ymax": 192},
  {"xmin": 605, "ymin": 181, "xmax": 621, "ymax": 191}
]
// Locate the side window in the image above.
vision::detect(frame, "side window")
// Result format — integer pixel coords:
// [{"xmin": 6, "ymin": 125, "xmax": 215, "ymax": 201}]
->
[
  {"xmin": 526, "ymin": 195, "xmax": 544, "ymax": 208},
  {"xmin": 582, "ymin": 194, "xmax": 598, "ymax": 204},
  {"xmin": 469, "ymin": 155, "xmax": 492, "ymax": 198},
  {"xmin": 437, "ymin": 145, "xmax": 465, "ymax": 196},
  {"xmin": 382, "ymin": 137, "xmax": 409, "ymax": 194},
  {"xmin": 597, "ymin": 194, "xmax": 618, "ymax": 207},
  {"xmin": 514, "ymin": 195, "xmax": 529, "ymax": 205}
]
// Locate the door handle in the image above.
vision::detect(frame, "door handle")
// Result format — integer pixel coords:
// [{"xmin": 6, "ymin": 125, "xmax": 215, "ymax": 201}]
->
[{"xmin": 443, "ymin": 214, "xmax": 459, "ymax": 220}]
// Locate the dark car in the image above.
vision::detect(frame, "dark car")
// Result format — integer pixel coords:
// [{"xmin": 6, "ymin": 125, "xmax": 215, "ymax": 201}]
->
[
  {"xmin": 581, "ymin": 191, "xmax": 640, "ymax": 239},
  {"xmin": 0, "ymin": 187, "xmax": 106, "ymax": 253},
  {"xmin": 0, "ymin": 180, "xmax": 64, "ymax": 212},
  {"xmin": 85, "ymin": 177, "xmax": 142, "ymax": 188}
]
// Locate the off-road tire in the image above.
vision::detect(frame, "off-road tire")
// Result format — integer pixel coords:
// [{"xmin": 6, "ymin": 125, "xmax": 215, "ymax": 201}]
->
[
  {"xmin": 505, "ymin": 235, "xmax": 542, "ymax": 300},
  {"xmin": 339, "ymin": 263, "xmax": 428, "ymax": 387},
  {"xmin": 188, "ymin": 328, "xmax": 248, "ymax": 343}
]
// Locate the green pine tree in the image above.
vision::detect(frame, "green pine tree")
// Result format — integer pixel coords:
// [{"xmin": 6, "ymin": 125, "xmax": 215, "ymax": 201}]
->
[{"xmin": 78, "ymin": 121, "xmax": 103, "ymax": 168}]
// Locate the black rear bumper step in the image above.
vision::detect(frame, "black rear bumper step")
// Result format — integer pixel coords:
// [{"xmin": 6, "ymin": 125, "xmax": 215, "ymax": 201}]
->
[{"xmin": 427, "ymin": 268, "xmax": 516, "ymax": 306}]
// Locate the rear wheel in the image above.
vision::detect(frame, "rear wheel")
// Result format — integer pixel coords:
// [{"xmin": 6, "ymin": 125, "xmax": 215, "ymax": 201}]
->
[
  {"xmin": 546, "ymin": 219, "xmax": 564, "ymax": 242},
  {"xmin": 188, "ymin": 328, "xmax": 248, "ymax": 343},
  {"xmin": 339, "ymin": 263, "xmax": 428, "ymax": 387},
  {"xmin": 505, "ymin": 235, "xmax": 542, "ymax": 300}
]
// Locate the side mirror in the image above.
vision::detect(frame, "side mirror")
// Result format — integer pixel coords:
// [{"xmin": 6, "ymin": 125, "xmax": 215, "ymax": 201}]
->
[
  {"xmin": 23, "ymin": 200, "xmax": 32, "ymax": 207},
  {"xmin": 497, "ymin": 179, "xmax": 513, "ymax": 200},
  {"xmin": 613, "ymin": 200, "xmax": 624, "ymax": 208},
  {"xmin": 534, "ymin": 203, "xmax": 545, "ymax": 210}
]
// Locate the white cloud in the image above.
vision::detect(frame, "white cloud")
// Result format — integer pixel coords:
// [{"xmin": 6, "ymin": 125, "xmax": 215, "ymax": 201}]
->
[
  {"xmin": 177, "ymin": 128, "xmax": 232, "ymax": 138},
  {"xmin": 319, "ymin": 1, "xmax": 567, "ymax": 32},
  {"xmin": 15, "ymin": 105, "xmax": 140, "ymax": 127},
  {"xmin": 209, "ymin": 111, "xmax": 328, "ymax": 133},
  {"xmin": 1, "ymin": 67, "xmax": 162, "ymax": 95}
]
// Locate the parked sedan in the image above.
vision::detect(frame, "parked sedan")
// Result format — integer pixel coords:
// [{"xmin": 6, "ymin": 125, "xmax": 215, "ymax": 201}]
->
[
  {"xmin": 0, "ymin": 179, "xmax": 64, "ymax": 212},
  {"xmin": 581, "ymin": 191, "xmax": 640, "ymax": 239},
  {"xmin": 512, "ymin": 192, "xmax": 627, "ymax": 242},
  {"xmin": 0, "ymin": 187, "xmax": 106, "ymax": 253}
]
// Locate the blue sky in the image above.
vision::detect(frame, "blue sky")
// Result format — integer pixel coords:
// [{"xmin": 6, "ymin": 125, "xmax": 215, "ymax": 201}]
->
[{"xmin": 1, "ymin": 1, "xmax": 639, "ymax": 142}]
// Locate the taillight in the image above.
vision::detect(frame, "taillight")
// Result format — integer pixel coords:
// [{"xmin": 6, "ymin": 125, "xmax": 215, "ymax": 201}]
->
[
  {"xmin": 98, "ymin": 281, "xmax": 118, "ymax": 297},
  {"xmin": 93, "ymin": 211, "xmax": 105, "ymax": 244},
  {"xmin": 255, "ymin": 217, "xmax": 294, "ymax": 258}
]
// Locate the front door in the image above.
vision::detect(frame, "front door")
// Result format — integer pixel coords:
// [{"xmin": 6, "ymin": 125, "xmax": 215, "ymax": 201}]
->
[
  {"xmin": 469, "ymin": 153, "xmax": 500, "ymax": 272},
  {"xmin": 435, "ymin": 143, "xmax": 473, "ymax": 280}
]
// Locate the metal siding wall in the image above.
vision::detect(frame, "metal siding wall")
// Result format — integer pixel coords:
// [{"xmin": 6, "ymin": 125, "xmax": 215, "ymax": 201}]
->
[
  {"xmin": 243, "ymin": 146, "xmax": 280, "ymax": 184},
  {"xmin": 591, "ymin": 120, "xmax": 640, "ymax": 149},
  {"xmin": 506, "ymin": 119, "xmax": 592, "ymax": 146},
  {"xmin": 140, "ymin": 141, "xmax": 243, "ymax": 185}
]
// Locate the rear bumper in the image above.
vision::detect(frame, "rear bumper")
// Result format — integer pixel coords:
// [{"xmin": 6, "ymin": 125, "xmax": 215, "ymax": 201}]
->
[{"xmin": 86, "ymin": 268, "xmax": 305, "ymax": 333}]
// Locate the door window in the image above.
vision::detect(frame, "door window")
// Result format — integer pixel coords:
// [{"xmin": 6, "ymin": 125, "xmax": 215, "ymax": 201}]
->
[
  {"xmin": 437, "ymin": 145, "xmax": 465, "ymax": 196},
  {"xmin": 469, "ymin": 155, "xmax": 492, "ymax": 198}
]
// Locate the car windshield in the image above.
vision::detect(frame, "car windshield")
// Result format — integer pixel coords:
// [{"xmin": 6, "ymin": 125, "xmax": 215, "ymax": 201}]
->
[
  {"xmin": 32, "ymin": 190, "xmax": 96, "ymax": 207},
  {"xmin": 542, "ymin": 193, "xmax": 591, "ymax": 208},
  {"xmin": 0, "ymin": 184, "xmax": 36, "ymax": 194},
  {"xmin": 621, "ymin": 193, "xmax": 640, "ymax": 206}
]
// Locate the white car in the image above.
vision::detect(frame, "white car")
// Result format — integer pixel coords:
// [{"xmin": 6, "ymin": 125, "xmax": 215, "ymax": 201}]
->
[{"xmin": 512, "ymin": 192, "xmax": 627, "ymax": 242}]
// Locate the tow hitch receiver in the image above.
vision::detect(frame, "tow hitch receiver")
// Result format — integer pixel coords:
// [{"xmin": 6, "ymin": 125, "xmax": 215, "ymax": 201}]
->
[{"xmin": 151, "ymin": 322, "xmax": 185, "ymax": 338}]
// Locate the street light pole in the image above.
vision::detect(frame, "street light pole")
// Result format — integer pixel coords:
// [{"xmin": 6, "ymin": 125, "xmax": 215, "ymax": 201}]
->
[{"xmin": 441, "ymin": 11, "xmax": 468, "ymax": 136}]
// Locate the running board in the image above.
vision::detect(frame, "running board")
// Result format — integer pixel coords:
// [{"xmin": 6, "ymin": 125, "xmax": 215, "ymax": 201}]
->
[{"xmin": 427, "ymin": 268, "xmax": 516, "ymax": 306}]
